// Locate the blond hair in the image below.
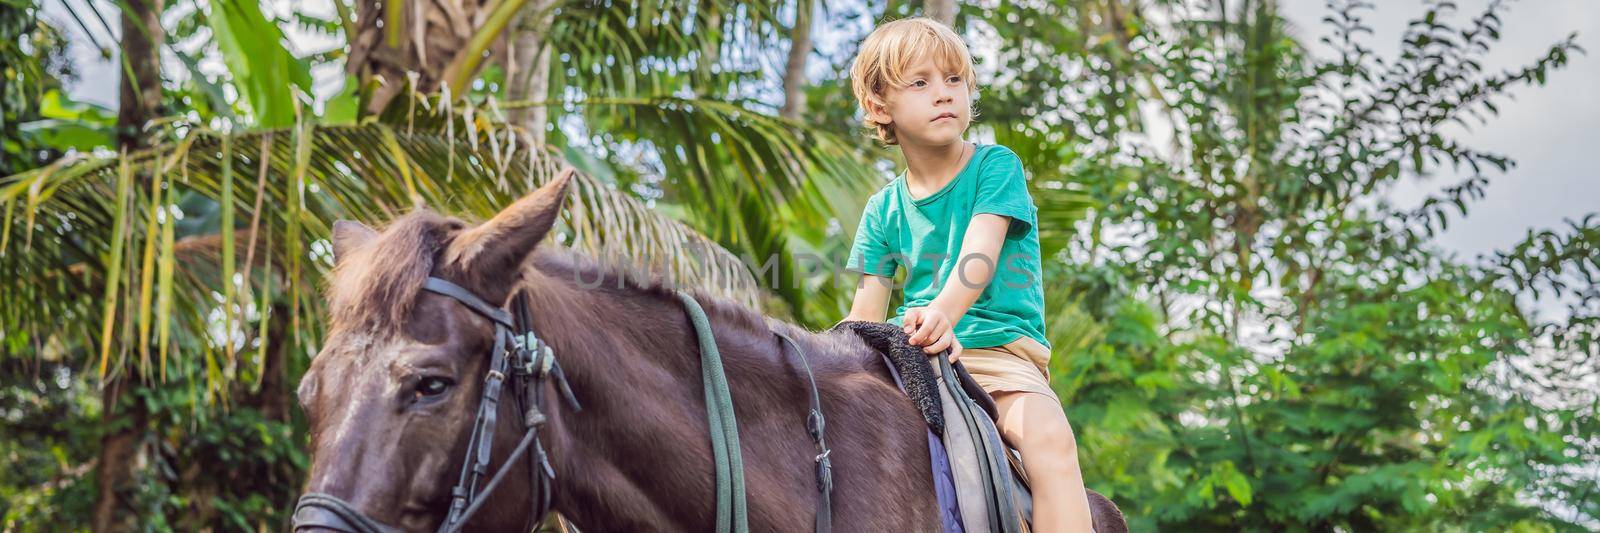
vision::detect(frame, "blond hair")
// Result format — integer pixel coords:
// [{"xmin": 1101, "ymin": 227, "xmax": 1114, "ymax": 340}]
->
[{"xmin": 849, "ymin": 17, "xmax": 978, "ymax": 145}]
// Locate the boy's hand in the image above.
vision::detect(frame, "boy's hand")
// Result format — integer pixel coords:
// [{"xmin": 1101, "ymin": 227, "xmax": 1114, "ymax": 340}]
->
[{"xmin": 904, "ymin": 307, "xmax": 962, "ymax": 362}]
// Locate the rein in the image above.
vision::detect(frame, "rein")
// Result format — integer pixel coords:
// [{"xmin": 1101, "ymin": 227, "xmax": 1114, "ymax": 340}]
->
[
  {"xmin": 293, "ymin": 279, "xmax": 834, "ymax": 532},
  {"xmin": 676, "ymin": 293, "xmax": 748, "ymax": 532},
  {"xmin": 676, "ymin": 293, "xmax": 835, "ymax": 533}
]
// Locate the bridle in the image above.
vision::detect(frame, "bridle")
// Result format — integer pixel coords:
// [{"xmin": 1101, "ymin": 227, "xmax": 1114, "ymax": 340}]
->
[
  {"xmin": 292, "ymin": 276, "xmax": 834, "ymax": 533},
  {"xmin": 292, "ymin": 277, "xmax": 580, "ymax": 533}
]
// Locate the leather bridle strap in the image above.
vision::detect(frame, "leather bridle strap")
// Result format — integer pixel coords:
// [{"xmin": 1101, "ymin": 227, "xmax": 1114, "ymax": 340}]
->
[
  {"xmin": 292, "ymin": 494, "xmax": 400, "ymax": 533},
  {"xmin": 422, "ymin": 277, "xmax": 514, "ymax": 328},
  {"xmin": 775, "ymin": 331, "xmax": 834, "ymax": 533},
  {"xmin": 442, "ymin": 320, "xmax": 511, "ymax": 527},
  {"xmin": 424, "ymin": 277, "xmax": 566, "ymax": 533},
  {"xmin": 440, "ymin": 425, "xmax": 544, "ymax": 533}
]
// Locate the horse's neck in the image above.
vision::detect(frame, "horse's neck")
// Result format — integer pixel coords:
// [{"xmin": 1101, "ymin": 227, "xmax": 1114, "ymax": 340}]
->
[
  {"xmin": 521, "ymin": 261, "xmax": 761, "ymax": 402},
  {"xmin": 516, "ymin": 260, "xmax": 941, "ymax": 531},
  {"xmin": 521, "ymin": 263, "xmax": 750, "ymax": 529}
]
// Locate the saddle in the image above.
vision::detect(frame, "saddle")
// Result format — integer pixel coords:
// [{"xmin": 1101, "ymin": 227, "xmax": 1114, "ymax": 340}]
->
[{"xmin": 832, "ymin": 321, "xmax": 1033, "ymax": 533}]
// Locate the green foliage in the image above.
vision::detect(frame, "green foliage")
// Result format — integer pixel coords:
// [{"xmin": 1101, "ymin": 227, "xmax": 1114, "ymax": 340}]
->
[
  {"xmin": 205, "ymin": 0, "xmax": 313, "ymax": 128},
  {"xmin": 961, "ymin": 0, "xmax": 1598, "ymax": 529},
  {"xmin": 535, "ymin": 0, "xmax": 877, "ymax": 326},
  {"xmin": 557, "ymin": 95, "xmax": 879, "ymax": 325},
  {"xmin": 0, "ymin": 358, "xmax": 100, "ymax": 528},
  {"xmin": 20, "ymin": 91, "xmax": 117, "ymax": 152},
  {"xmin": 1, "ymin": 1, "xmax": 81, "ymax": 174}
]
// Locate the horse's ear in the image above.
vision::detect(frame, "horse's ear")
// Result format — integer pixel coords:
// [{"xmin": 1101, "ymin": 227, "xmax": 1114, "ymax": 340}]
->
[
  {"xmin": 331, "ymin": 220, "xmax": 378, "ymax": 264},
  {"xmin": 443, "ymin": 168, "xmax": 576, "ymax": 302}
]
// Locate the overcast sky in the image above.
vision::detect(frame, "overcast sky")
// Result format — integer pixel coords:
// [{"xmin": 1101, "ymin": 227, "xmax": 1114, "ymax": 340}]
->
[
  {"xmin": 1278, "ymin": 0, "xmax": 1598, "ymax": 261},
  {"xmin": 44, "ymin": 0, "xmax": 1596, "ymax": 262}
]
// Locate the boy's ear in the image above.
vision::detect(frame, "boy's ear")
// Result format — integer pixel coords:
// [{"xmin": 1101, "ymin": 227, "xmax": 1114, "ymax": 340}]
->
[{"xmin": 865, "ymin": 97, "xmax": 893, "ymax": 126}]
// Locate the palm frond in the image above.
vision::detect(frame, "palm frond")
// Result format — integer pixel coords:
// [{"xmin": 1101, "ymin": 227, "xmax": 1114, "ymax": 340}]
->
[
  {"xmin": 546, "ymin": 0, "xmax": 787, "ymax": 101},
  {"xmin": 0, "ymin": 111, "xmax": 762, "ymax": 394},
  {"xmin": 526, "ymin": 94, "xmax": 883, "ymax": 326}
]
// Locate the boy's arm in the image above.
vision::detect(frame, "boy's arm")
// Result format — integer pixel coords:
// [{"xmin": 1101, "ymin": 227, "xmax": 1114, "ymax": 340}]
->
[
  {"xmin": 843, "ymin": 274, "xmax": 894, "ymax": 323},
  {"xmin": 905, "ymin": 213, "xmax": 1010, "ymax": 356}
]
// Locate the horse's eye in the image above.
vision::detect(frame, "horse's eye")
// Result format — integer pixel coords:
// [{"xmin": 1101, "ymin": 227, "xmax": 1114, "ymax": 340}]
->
[{"xmin": 415, "ymin": 377, "xmax": 454, "ymax": 399}]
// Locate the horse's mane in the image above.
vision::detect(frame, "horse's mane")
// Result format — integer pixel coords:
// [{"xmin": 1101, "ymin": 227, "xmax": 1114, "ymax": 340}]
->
[
  {"xmin": 528, "ymin": 245, "xmax": 777, "ymax": 337},
  {"xmin": 326, "ymin": 210, "xmax": 459, "ymax": 333},
  {"xmin": 325, "ymin": 208, "xmax": 774, "ymax": 338}
]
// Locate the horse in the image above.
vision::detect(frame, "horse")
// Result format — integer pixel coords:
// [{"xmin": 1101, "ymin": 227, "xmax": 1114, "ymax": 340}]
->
[{"xmin": 291, "ymin": 171, "xmax": 1126, "ymax": 532}]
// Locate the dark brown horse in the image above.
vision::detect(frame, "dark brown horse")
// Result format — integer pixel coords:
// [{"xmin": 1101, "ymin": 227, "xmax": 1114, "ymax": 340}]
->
[{"xmin": 294, "ymin": 172, "xmax": 1124, "ymax": 531}]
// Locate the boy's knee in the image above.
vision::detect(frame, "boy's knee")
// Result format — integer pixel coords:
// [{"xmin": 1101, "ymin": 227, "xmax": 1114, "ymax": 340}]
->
[
  {"xmin": 1013, "ymin": 415, "xmax": 1079, "ymax": 468},
  {"xmin": 1024, "ymin": 417, "xmax": 1078, "ymax": 454}
]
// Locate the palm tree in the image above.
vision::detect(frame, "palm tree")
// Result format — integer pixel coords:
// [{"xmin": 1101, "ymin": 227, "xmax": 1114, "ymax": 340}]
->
[{"xmin": 4, "ymin": 0, "xmax": 883, "ymax": 384}]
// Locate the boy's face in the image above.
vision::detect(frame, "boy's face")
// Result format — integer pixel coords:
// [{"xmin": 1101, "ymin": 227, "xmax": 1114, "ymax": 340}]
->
[{"xmin": 868, "ymin": 57, "xmax": 971, "ymax": 147}]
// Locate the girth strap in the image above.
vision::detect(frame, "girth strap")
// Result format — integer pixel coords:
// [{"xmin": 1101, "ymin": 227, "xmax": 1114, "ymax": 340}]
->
[
  {"xmin": 676, "ymin": 291, "xmax": 749, "ymax": 533},
  {"xmin": 937, "ymin": 351, "xmax": 1026, "ymax": 533}
]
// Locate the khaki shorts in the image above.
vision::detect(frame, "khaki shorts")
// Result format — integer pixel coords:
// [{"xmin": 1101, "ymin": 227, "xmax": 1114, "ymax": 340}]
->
[{"xmin": 960, "ymin": 335, "xmax": 1059, "ymax": 404}]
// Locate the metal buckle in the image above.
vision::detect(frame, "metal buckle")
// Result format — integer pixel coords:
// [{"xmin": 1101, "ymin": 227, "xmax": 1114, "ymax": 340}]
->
[
  {"xmin": 514, "ymin": 334, "xmax": 553, "ymax": 377},
  {"xmin": 538, "ymin": 346, "xmax": 556, "ymax": 376},
  {"xmin": 447, "ymin": 493, "xmax": 468, "ymax": 523},
  {"xmin": 514, "ymin": 332, "xmax": 539, "ymax": 351}
]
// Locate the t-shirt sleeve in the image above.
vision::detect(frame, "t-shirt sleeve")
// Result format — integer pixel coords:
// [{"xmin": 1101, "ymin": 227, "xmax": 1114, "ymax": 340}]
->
[
  {"xmin": 846, "ymin": 194, "xmax": 898, "ymax": 277},
  {"xmin": 973, "ymin": 148, "xmax": 1037, "ymax": 239}
]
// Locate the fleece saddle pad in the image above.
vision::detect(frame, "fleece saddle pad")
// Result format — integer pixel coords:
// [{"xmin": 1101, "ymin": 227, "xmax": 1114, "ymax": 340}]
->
[{"xmin": 831, "ymin": 321, "xmax": 1032, "ymax": 533}]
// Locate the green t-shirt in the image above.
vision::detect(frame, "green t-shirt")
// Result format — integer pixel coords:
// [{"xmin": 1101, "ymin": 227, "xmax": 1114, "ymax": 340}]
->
[{"xmin": 846, "ymin": 144, "xmax": 1050, "ymax": 350}]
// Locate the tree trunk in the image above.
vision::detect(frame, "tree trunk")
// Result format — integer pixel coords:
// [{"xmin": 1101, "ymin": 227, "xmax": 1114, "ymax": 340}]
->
[
  {"xmin": 92, "ymin": 378, "xmax": 149, "ymax": 533},
  {"xmin": 506, "ymin": 0, "xmax": 560, "ymax": 147},
  {"xmin": 243, "ymin": 302, "xmax": 293, "ymax": 423},
  {"xmin": 780, "ymin": 0, "xmax": 814, "ymax": 120},
  {"xmin": 346, "ymin": 0, "xmax": 531, "ymax": 116},
  {"xmin": 114, "ymin": 0, "xmax": 163, "ymax": 150},
  {"xmin": 94, "ymin": 1, "xmax": 163, "ymax": 530},
  {"xmin": 925, "ymin": 0, "xmax": 956, "ymax": 26},
  {"xmin": 346, "ymin": 0, "xmax": 477, "ymax": 115}
]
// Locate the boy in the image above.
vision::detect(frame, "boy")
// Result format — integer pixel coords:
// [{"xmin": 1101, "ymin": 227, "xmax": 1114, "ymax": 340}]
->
[{"xmin": 841, "ymin": 17, "xmax": 1094, "ymax": 532}]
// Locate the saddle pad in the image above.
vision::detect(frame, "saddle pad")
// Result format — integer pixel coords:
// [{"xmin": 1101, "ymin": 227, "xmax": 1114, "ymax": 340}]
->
[{"xmin": 831, "ymin": 321, "xmax": 944, "ymax": 434}]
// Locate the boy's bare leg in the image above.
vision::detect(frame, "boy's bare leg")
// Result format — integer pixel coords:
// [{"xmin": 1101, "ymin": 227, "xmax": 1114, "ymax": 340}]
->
[{"xmin": 992, "ymin": 391, "xmax": 1093, "ymax": 533}]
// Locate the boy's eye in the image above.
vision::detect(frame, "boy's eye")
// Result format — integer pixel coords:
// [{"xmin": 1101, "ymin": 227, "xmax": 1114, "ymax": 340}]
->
[
  {"xmin": 947, "ymin": 75, "xmax": 962, "ymax": 83},
  {"xmin": 911, "ymin": 79, "xmax": 927, "ymax": 88}
]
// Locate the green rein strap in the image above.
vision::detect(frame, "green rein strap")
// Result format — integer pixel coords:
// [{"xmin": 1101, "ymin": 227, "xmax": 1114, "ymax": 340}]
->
[{"xmin": 676, "ymin": 291, "xmax": 749, "ymax": 533}]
